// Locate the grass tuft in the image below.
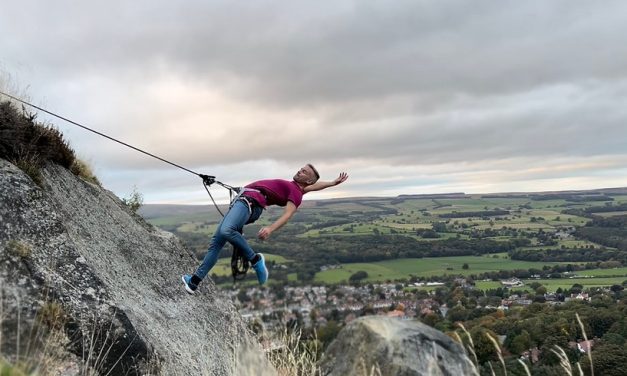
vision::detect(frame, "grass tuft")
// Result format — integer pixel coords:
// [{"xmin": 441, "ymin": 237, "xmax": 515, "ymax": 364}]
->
[
  {"xmin": 550, "ymin": 345, "xmax": 573, "ymax": 376},
  {"xmin": 256, "ymin": 328, "xmax": 383, "ymax": 376},
  {"xmin": 0, "ymin": 100, "xmax": 76, "ymax": 184},
  {"xmin": 14, "ymin": 156, "xmax": 44, "ymax": 186},
  {"xmin": 1, "ymin": 294, "xmax": 148, "ymax": 376},
  {"xmin": 576, "ymin": 313, "xmax": 593, "ymax": 376},
  {"xmin": 456, "ymin": 322, "xmax": 479, "ymax": 367},
  {"xmin": 36, "ymin": 302, "xmax": 67, "ymax": 331},
  {"xmin": 5, "ymin": 240, "xmax": 31, "ymax": 258},
  {"xmin": 516, "ymin": 358, "xmax": 531, "ymax": 376},
  {"xmin": 485, "ymin": 332, "xmax": 507, "ymax": 376},
  {"xmin": 70, "ymin": 158, "xmax": 100, "ymax": 186},
  {"xmin": 264, "ymin": 329, "xmax": 321, "ymax": 376}
]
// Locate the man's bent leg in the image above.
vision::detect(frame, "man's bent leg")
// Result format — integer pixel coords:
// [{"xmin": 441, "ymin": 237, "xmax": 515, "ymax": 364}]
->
[
  {"xmin": 220, "ymin": 201, "xmax": 268, "ymax": 284},
  {"xmin": 193, "ymin": 201, "xmax": 251, "ymax": 280},
  {"xmin": 193, "ymin": 233, "xmax": 227, "ymax": 280},
  {"xmin": 219, "ymin": 200, "xmax": 257, "ymax": 262}
]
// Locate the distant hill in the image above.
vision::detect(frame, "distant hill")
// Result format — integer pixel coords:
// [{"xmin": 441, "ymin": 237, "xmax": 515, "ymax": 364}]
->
[
  {"xmin": 140, "ymin": 187, "xmax": 627, "ymax": 216},
  {"xmin": 139, "ymin": 203, "xmax": 225, "ymax": 218}
]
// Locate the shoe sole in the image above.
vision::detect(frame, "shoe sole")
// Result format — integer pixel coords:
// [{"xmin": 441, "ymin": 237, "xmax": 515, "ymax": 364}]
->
[{"xmin": 181, "ymin": 275, "xmax": 196, "ymax": 295}]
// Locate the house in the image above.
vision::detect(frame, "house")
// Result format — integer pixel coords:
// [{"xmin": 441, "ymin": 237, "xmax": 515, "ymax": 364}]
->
[
  {"xmin": 501, "ymin": 278, "xmax": 524, "ymax": 288},
  {"xmin": 565, "ymin": 293, "xmax": 590, "ymax": 302},
  {"xmin": 569, "ymin": 339, "xmax": 595, "ymax": 353},
  {"xmin": 521, "ymin": 347, "xmax": 540, "ymax": 363}
]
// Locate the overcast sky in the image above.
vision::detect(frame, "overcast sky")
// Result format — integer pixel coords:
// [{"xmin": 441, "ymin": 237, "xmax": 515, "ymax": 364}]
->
[{"xmin": 2, "ymin": 1, "xmax": 627, "ymax": 204}]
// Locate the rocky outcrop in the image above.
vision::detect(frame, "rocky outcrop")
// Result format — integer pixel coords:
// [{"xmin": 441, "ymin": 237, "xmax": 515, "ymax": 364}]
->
[
  {"xmin": 0, "ymin": 159, "xmax": 274, "ymax": 375},
  {"xmin": 320, "ymin": 316, "xmax": 478, "ymax": 376}
]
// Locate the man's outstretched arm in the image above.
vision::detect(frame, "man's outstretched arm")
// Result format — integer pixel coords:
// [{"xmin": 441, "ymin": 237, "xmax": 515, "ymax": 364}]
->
[
  {"xmin": 303, "ymin": 172, "xmax": 348, "ymax": 193},
  {"xmin": 257, "ymin": 201, "xmax": 297, "ymax": 240}
]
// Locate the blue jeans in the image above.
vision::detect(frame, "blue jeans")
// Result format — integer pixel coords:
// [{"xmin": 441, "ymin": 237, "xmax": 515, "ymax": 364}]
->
[{"xmin": 194, "ymin": 199, "xmax": 263, "ymax": 280}]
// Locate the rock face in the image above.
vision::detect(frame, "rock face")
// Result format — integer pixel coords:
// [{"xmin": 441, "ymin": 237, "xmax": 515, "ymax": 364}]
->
[
  {"xmin": 0, "ymin": 159, "xmax": 274, "ymax": 375},
  {"xmin": 320, "ymin": 316, "xmax": 478, "ymax": 376}
]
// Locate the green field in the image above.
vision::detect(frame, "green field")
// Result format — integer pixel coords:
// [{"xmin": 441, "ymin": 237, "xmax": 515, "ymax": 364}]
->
[
  {"xmin": 525, "ymin": 277, "xmax": 626, "ymax": 290},
  {"xmin": 474, "ymin": 281, "xmax": 505, "ymax": 290},
  {"xmin": 205, "ymin": 250, "xmax": 627, "ymax": 288},
  {"xmin": 313, "ymin": 256, "xmax": 576, "ymax": 284},
  {"xmin": 144, "ymin": 191, "xmax": 627, "ymax": 288},
  {"xmin": 576, "ymin": 267, "xmax": 627, "ymax": 277},
  {"xmin": 207, "ymin": 254, "xmax": 626, "ymax": 290},
  {"xmin": 211, "ymin": 253, "xmax": 291, "ymax": 276}
]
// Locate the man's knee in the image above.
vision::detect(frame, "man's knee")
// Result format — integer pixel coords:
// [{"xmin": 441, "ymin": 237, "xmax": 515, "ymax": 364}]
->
[{"xmin": 219, "ymin": 226, "xmax": 241, "ymax": 240}]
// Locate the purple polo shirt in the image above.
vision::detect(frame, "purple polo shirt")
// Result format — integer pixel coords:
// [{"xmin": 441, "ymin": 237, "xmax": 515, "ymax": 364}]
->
[{"xmin": 243, "ymin": 179, "xmax": 305, "ymax": 208}]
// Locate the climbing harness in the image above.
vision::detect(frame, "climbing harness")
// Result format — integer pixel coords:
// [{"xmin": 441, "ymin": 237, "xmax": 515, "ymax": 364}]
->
[
  {"xmin": 1, "ymin": 91, "xmax": 252, "ymax": 282},
  {"xmin": 201, "ymin": 175, "xmax": 257, "ymax": 282}
]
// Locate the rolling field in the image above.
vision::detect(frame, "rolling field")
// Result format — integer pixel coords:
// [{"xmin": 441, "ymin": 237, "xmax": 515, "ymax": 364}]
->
[
  {"xmin": 144, "ymin": 190, "xmax": 627, "ymax": 289},
  {"xmin": 526, "ymin": 277, "xmax": 626, "ymax": 290},
  {"xmin": 313, "ymin": 256, "xmax": 578, "ymax": 284},
  {"xmin": 205, "ymin": 253, "xmax": 626, "ymax": 290}
]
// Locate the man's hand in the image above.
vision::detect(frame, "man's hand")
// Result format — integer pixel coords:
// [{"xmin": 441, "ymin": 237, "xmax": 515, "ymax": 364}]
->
[
  {"xmin": 334, "ymin": 172, "xmax": 349, "ymax": 186},
  {"xmin": 257, "ymin": 202, "xmax": 297, "ymax": 240},
  {"xmin": 258, "ymin": 227, "xmax": 273, "ymax": 240},
  {"xmin": 304, "ymin": 172, "xmax": 349, "ymax": 193}
]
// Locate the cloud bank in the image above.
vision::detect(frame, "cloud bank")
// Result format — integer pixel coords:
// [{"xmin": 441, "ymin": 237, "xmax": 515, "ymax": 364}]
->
[{"xmin": 1, "ymin": 0, "xmax": 626, "ymax": 203}]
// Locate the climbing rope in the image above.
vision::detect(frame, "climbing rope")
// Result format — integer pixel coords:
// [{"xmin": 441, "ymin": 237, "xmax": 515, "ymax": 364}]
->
[
  {"xmin": 1, "ymin": 90, "xmax": 254, "ymax": 281},
  {"xmin": 0, "ymin": 90, "xmax": 237, "ymax": 216}
]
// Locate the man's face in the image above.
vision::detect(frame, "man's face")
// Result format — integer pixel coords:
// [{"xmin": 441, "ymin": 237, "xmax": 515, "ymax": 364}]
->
[{"xmin": 293, "ymin": 165, "xmax": 316, "ymax": 185}]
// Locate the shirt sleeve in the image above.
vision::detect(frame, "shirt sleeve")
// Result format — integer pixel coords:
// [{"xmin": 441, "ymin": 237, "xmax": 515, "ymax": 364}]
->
[{"xmin": 287, "ymin": 186, "xmax": 303, "ymax": 207}]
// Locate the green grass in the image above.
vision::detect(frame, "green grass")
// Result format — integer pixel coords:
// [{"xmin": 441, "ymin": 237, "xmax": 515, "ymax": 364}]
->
[
  {"xmin": 474, "ymin": 281, "xmax": 503, "ymax": 290},
  {"xmin": 313, "ymin": 256, "xmax": 573, "ymax": 284},
  {"xmin": 144, "ymin": 194, "xmax": 627, "ymax": 288},
  {"xmin": 576, "ymin": 267, "xmax": 627, "ymax": 277},
  {"xmin": 211, "ymin": 253, "xmax": 291, "ymax": 276},
  {"xmin": 595, "ymin": 211, "xmax": 627, "ymax": 217},
  {"xmin": 526, "ymin": 277, "xmax": 626, "ymax": 290}
]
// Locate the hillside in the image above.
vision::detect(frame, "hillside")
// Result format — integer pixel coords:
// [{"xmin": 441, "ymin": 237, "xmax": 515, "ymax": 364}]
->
[
  {"xmin": 0, "ymin": 100, "xmax": 479, "ymax": 375},
  {"xmin": 0, "ymin": 101, "xmax": 272, "ymax": 375}
]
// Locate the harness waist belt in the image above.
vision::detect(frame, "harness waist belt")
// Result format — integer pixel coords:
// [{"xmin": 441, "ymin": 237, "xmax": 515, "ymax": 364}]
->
[{"xmin": 241, "ymin": 194, "xmax": 263, "ymax": 208}]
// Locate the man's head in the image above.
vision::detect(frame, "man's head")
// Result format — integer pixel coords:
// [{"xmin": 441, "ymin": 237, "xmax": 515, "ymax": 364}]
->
[{"xmin": 293, "ymin": 164, "xmax": 320, "ymax": 186}]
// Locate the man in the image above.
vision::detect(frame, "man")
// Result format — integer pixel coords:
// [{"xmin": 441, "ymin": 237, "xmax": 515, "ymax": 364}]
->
[{"xmin": 182, "ymin": 164, "xmax": 348, "ymax": 293}]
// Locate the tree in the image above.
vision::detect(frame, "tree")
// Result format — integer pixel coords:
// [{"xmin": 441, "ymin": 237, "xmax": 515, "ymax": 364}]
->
[
  {"xmin": 462, "ymin": 263, "xmax": 469, "ymax": 270},
  {"xmin": 529, "ymin": 281, "xmax": 542, "ymax": 290},
  {"xmin": 570, "ymin": 283, "xmax": 584, "ymax": 294},
  {"xmin": 317, "ymin": 320, "xmax": 342, "ymax": 349},
  {"xmin": 535, "ymin": 286, "xmax": 547, "ymax": 296},
  {"xmin": 582, "ymin": 343, "xmax": 627, "ymax": 376},
  {"xmin": 349, "ymin": 270, "xmax": 368, "ymax": 282},
  {"xmin": 432, "ymin": 221, "xmax": 448, "ymax": 232},
  {"xmin": 610, "ymin": 284, "xmax": 624, "ymax": 293},
  {"xmin": 470, "ymin": 327, "xmax": 500, "ymax": 364},
  {"xmin": 122, "ymin": 185, "xmax": 143, "ymax": 213},
  {"xmin": 509, "ymin": 330, "xmax": 532, "ymax": 355},
  {"xmin": 447, "ymin": 306, "xmax": 469, "ymax": 322},
  {"xmin": 602, "ymin": 332, "xmax": 625, "ymax": 346},
  {"xmin": 421, "ymin": 313, "xmax": 441, "ymax": 327}
]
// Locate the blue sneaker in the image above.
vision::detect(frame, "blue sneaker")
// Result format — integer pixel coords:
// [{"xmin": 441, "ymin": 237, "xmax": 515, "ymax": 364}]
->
[
  {"xmin": 252, "ymin": 253, "xmax": 268, "ymax": 285},
  {"xmin": 182, "ymin": 274, "xmax": 197, "ymax": 294}
]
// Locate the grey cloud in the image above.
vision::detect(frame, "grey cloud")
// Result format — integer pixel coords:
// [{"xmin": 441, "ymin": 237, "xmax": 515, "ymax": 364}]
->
[
  {"xmin": 3, "ymin": 1, "xmax": 627, "ymax": 202},
  {"xmin": 5, "ymin": 1, "xmax": 627, "ymax": 106}
]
